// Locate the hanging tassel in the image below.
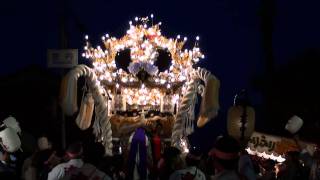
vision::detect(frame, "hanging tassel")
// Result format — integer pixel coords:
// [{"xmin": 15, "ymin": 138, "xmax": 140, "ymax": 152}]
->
[
  {"xmin": 76, "ymin": 92, "xmax": 95, "ymax": 130},
  {"xmin": 61, "ymin": 73, "xmax": 78, "ymax": 116},
  {"xmin": 197, "ymin": 69, "xmax": 220, "ymax": 127}
]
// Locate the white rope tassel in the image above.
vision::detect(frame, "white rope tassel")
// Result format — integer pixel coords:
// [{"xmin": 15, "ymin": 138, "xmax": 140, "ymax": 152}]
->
[
  {"xmin": 62, "ymin": 72, "xmax": 78, "ymax": 116},
  {"xmin": 63, "ymin": 65, "xmax": 113, "ymax": 155},
  {"xmin": 194, "ymin": 68, "xmax": 220, "ymax": 127},
  {"xmin": 76, "ymin": 92, "xmax": 94, "ymax": 130}
]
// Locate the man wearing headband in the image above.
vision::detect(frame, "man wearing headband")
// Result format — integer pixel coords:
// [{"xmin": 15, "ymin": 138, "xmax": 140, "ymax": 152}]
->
[
  {"xmin": 209, "ymin": 135, "xmax": 241, "ymax": 180},
  {"xmin": 48, "ymin": 142, "xmax": 84, "ymax": 180}
]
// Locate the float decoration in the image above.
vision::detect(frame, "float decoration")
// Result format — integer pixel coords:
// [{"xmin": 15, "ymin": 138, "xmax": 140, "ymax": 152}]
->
[{"xmin": 61, "ymin": 15, "xmax": 220, "ymax": 154}]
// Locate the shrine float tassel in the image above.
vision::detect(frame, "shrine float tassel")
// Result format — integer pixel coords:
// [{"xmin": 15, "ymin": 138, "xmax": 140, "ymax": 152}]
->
[
  {"xmin": 60, "ymin": 73, "xmax": 78, "ymax": 116},
  {"xmin": 196, "ymin": 68, "xmax": 220, "ymax": 127},
  {"xmin": 76, "ymin": 92, "xmax": 95, "ymax": 130}
]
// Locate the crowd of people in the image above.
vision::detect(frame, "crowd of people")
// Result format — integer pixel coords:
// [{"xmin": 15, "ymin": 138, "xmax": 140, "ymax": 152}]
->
[{"xmin": 0, "ymin": 131, "xmax": 319, "ymax": 180}]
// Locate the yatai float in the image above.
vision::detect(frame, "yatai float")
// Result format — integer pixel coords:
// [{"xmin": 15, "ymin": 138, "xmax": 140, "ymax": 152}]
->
[{"xmin": 61, "ymin": 15, "xmax": 220, "ymax": 155}]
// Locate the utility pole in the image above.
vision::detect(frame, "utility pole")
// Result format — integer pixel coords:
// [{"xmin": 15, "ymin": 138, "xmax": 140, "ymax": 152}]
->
[
  {"xmin": 60, "ymin": 0, "xmax": 68, "ymax": 150},
  {"xmin": 260, "ymin": 0, "xmax": 276, "ymax": 129},
  {"xmin": 261, "ymin": 0, "xmax": 276, "ymax": 75}
]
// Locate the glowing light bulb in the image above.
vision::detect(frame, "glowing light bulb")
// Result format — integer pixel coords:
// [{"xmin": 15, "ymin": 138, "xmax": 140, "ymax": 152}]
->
[
  {"xmin": 85, "ymin": 35, "xmax": 88, "ymax": 40},
  {"xmin": 82, "ymin": 53, "xmax": 85, "ymax": 57},
  {"xmin": 151, "ymin": 14, "xmax": 154, "ymax": 18},
  {"xmin": 184, "ymin": 37, "xmax": 187, "ymax": 41},
  {"xmin": 160, "ymin": 79, "xmax": 166, "ymax": 84},
  {"xmin": 177, "ymin": 35, "xmax": 181, "ymax": 39},
  {"xmin": 102, "ymin": 36, "xmax": 105, "ymax": 41},
  {"xmin": 135, "ymin": 17, "xmax": 139, "ymax": 21},
  {"xmin": 105, "ymin": 34, "xmax": 109, "ymax": 38},
  {"xmin": 129, "ymin": 21, "xmax": 132, "ymax": 25},
  {"xmin": 158, "ymin": 22, "xmax": 162, "ymax": 25},
  {"xmin": 201, "ymin": 55, "xmax": 205, "ymax": 58},
  {"xmin": 196, "ymin": 36, "xmax": 200, "ymax": 41}
]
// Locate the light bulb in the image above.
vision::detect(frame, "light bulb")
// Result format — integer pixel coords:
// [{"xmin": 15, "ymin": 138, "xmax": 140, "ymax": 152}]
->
[
  {"xmin": 184, "ymin": 37, "xmax": 187, "ymax": 41},
  {"xmin": 129, "ymin": 21, "xmax": 132, "ymax": 25},
  {"xmin": 102, "ymin": 36, "xmax": 105, "ymax": 41},
  {"xmin": 85, "ymin": 35, "xmax": 89, "ymax": 40},
  {"xmin": 151, "ymin": 14, "xmax": 154, "ymax": 18},
  {"xmin": 196, "ymin": 36, "xmax": 200, "ymax": 41},
  {"xmin": 135, "ymin": 17, "xmax": 139, "ymax": 21},
  {"xmin": 158, "ymin": 22, "xmax": 162, "ymax": 25},
  {"xmin": 105, "ymin": 34, "xmax": 109, "ymax": 38},
  {"xmin": 177, "ymin": 35, "xmax": 181, "ymax": 39},
  {"xmin": 201, "ymin": 55, "xmax": 205, "ymax": 58}
]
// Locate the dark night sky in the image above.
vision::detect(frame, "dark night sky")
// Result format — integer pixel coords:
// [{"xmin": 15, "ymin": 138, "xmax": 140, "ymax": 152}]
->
[{"xmin": 1, "ymin": 0, "xmax": 320, "ymax": 148}]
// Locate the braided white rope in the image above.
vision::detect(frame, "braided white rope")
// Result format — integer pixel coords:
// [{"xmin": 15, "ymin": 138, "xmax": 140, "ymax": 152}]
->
[
  {"xmin": 171, "ymin": 67, "xmax": 219, "ymax": 148},
  {"xmin": 171, "ymin": 79, "xmax": 198, "ymax": 148},
  {"xmin": 64, "ymin": 65, "xmax": 113, "ymax": 155}
]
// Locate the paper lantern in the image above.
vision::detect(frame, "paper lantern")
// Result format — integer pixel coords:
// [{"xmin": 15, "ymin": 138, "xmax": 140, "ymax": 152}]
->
[
  {"xmin": 0, "ymin": 127, "xmax": 21, "ymax": 152},
  {"xmin": 285, "ymin": 115, "xmax": 303, "ymax": 134},
  {"xmin": 227, "ymin": 105, "xmax": 255, "ymax": 141}
]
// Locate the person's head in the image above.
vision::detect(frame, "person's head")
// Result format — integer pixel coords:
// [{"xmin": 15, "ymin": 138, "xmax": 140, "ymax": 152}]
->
[
  {"xmin": 37, "ymin": 136, "xmax": 52, "ymax": 151},
  {"xmin": 65, "ymin": 142, "xmax": 83, "ymax": 160},
  {"xmin": 185, "ymin": 147, "xmax": 202, "ymax": 167},
  {"xmin": 0, "ymin": 150, "xmax": 10, "ymax": 162},
  {"xmin": 274, "ymin": 163, "xmax": 285, "ymax": 177},
  {"xmin": 209, "ymin": 135, "xmax": 240, "ymax": 171},
  {"xmin": 155, "ymin": 121, "xmax": 163, "ymax": 135},
  {"xmin": 163, "ymin": 146, "xmax": 182, "ymax": 170},
  {"xmin": 285, "ymin": 151, "xmax": 300, "ymax": 163}
]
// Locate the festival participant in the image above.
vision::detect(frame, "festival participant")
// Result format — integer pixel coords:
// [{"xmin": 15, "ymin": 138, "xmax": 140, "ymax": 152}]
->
[
  {"xmin": 157, "ymin": 146, "xmax": 183, "ymax": 180},
  {"xmin": 239, "ymin": 149, "xmax": 256, "ymax": 180},
  {"xmin": 169, "ymin": 147, "xmax": 206, "ymax": 180},
  {"xmin": 127, "ymin": 127, "xmax": 152, "ymax": 180},
  {"xmin": 47, "ymin": 142, "xmax": 84, "ymax": 180},
  {"xmin": 48, "ymin": 142, "xmax": 111, "ymax": 180},
  {"xmin": 0, "ymin": 150, "xmax": 18, "ymax": 179},
  {"xmin": 209, "ymin": 135, "xmax": 241, "ymax": 180},
  {"xmin": 22, "ymin": 136, "xmax": 54, "ymax": 180}
]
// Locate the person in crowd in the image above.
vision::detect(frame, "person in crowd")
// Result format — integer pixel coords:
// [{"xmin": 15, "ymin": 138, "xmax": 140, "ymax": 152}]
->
[
  {"xmin": 127, "ymin": 127, "xmax": 152, "ymax": 180},
  {"xmin": 22, "ymin": 136, "xmax": 56, "ymax": 180},
  {"xmin": 157, "ymin": 146, "xmax": 183, "ymax": 180},
  {"xmin": 281, "ymin": 151, "xmax": 305, "ymax": 180},
  {"xmin": 274, "ymin": 162, "xmax": 286, "ymax": 180},
  {"xmin": 257, "ymin": 159, "xmax": 276, "ymax": 180},
  {"xmin": 47, "ymin": 142, "xmax": 84, "ymax": 180},
  {"xmin": 239, "ymin": 149, "xmax": 256, "ymax": 180},
  {"xmin": 209, "ymin": 135, "xmax": 241, "ymax": 180},
  {"xmin": 48, "ymin": 141, "xmax": 111, "ymax": 180},
  {"xmin": 0, "ymin": 150, "xmax": 19, "ymax": 179},
  {"xmin": 169, "ymin": 147, "xmax": 206, "ymax": 180},
  {"xmin": 309, "ymin": 148, "xmax": 320, "ymax": 180}
]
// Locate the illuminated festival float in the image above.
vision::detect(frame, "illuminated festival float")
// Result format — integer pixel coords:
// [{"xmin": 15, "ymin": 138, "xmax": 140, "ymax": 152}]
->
[{"xmin": 61, "ymin": 15, "xmax": 220, "ymax": 155}]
